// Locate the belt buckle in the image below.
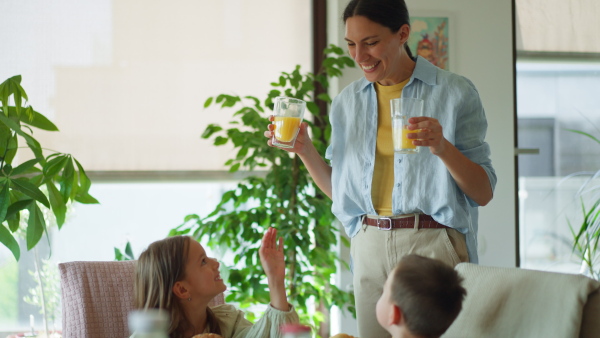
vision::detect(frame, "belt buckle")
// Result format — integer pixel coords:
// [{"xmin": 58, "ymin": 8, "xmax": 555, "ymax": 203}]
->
[{"xmin": 377, "ymin": 217, "xmax": 393, "ymax": 231}]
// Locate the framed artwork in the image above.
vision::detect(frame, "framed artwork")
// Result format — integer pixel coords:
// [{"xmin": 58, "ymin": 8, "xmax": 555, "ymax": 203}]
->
[{"xmin": 408, "ymin": 14, "xmax": 453, "ymax": 71}]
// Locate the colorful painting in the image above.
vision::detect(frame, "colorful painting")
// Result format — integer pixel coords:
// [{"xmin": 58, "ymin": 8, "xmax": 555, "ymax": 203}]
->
[{"xmin": 408, "ymin": 16, "xmax": 450, "ymax": 70}]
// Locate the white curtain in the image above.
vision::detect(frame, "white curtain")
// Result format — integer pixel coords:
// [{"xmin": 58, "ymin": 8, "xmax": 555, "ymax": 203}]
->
[
  {"xmin": 0, "ymin": 0, "xmax": 311, "ymax": 171},
  {"xmin": 516, "ymin": 0, "xmax": 600, "ymax": 53}
]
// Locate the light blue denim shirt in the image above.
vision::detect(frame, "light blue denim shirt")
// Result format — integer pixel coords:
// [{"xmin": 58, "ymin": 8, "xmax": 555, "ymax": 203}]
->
[{"xmin": 325, "ymin": 56, "xmax": 497, "ymax": 263}]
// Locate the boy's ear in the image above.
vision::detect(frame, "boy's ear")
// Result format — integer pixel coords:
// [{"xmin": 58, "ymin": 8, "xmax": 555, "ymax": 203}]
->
[
  {"xmin": 172, "ymin": 281, "xmax": 190, "ymax": 300},
  {"xmin": 391, "ymin": 304, "xmax": 403, "ymax": 326}
]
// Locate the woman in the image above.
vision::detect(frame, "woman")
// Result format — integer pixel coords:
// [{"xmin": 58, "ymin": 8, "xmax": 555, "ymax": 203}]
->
[
  {"xmin": 264, "ymin": 0, "xmax": 496, "ymax": 337},
  {"xmin": 133, "ymin": 227, "xmax": 299, "ymax": 337}
]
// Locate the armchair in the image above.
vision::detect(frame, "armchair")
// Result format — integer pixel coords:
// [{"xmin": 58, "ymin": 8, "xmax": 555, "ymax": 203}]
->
[{"xmin": 59, "ymin": 260, "xmax": 225, "ymax": 338}]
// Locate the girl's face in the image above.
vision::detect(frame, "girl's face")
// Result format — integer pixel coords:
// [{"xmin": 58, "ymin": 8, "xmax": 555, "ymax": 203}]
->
[
  {"xmin": 345, "ymin": 15, "xmax": 410, "ymax": 86},
  {"xmin": 182, "ymin": 240, "xmax": 227, "ymax": 301}
]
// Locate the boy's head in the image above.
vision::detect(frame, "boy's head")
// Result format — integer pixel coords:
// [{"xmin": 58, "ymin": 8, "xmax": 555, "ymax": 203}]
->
[{"xmin": 376, "ymin": 255, "xmax": 467, "ymax": 338}]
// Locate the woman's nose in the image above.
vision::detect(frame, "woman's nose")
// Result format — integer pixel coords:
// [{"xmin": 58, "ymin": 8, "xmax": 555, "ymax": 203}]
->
[{"xmin": 354, "ymin": 45, "xmax": 367, "ymax": 63}]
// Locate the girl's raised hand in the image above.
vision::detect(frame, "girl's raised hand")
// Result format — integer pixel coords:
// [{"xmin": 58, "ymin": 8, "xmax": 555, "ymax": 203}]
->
[{"xmin": 259, "ymin": 227, "xmax": 285, "ymax": 285}]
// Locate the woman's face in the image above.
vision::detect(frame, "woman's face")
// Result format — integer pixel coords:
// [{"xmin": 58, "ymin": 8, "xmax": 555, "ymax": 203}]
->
[
  {"xmin": 182, "ymin": 240, "xmax": 227, "ymax": 301},
  {"xmin": 345, "ymin": 15, "xmax": 409, "ymax": 86}
]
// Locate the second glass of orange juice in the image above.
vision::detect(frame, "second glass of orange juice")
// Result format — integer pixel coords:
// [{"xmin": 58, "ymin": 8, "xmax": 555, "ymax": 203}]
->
[
  {"xmin": 272, "ymin": 97, "xmax": 306, "ymax": 148},
  {"xmin": 391, "ymin": 97, "xmax": 425, "ymax": 154}
]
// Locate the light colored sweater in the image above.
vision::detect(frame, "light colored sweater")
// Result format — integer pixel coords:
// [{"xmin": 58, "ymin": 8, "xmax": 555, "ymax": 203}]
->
[{"xmin": 207, "ymin": 304, "xmax": 299, "ymax": 338}]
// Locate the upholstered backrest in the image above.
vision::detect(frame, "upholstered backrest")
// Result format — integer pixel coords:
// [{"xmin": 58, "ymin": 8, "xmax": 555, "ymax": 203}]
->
[
  {"xmin": 60, "ymin": 260, "xmax": 225, "ymax": 338},
  {"xmin": 443, "ymin": 263, "xmax": 600, "ymax": 338}
]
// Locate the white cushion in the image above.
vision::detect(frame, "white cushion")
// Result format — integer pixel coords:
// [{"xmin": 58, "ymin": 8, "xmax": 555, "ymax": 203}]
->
[{"xmin": 443, "ymin": 263, "xmax": 600, "ymax": 338}]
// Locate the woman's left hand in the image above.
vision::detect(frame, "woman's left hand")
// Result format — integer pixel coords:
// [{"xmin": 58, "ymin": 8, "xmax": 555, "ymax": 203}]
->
[{"xmin": 407, "ymin": 116, "xmax": 449, "ymax": 156}]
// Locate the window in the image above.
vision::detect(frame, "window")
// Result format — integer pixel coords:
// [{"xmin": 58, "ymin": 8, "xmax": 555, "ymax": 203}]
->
[
  {"xmin": 516, "ymin": 0, "xmax": 600, "ymax": 273},
  {"xmin": 0, "ymin": 0, "xmax": 311, "ymax": 334}
]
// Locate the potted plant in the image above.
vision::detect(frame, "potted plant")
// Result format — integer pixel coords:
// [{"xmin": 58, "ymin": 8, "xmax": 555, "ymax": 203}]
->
[
  {"xmin": 0, "ymin": 75, "xmax": 99, "ymax": 337},
  {"xmin": 170, "ymin": 44, "xmax": 356, "ymax": 335},
  {"xmin": 0, "ymin": 75, "xmax": 99, "ymax": 261},
  {"xmin": 566, "ymin": 128, "xmax": 600, "ymax": 280}
]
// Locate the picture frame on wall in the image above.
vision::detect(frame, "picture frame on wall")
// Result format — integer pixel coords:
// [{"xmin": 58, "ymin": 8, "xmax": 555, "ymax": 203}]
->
[{"xmin": 408, "ymin": 13, "xmax": 454, "ymax": 71}]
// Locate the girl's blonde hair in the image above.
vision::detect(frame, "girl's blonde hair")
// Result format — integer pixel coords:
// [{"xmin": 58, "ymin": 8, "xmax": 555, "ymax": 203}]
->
[{"xmin": 134, "ymin": 236, "xmax": 221, "ymax": 337}]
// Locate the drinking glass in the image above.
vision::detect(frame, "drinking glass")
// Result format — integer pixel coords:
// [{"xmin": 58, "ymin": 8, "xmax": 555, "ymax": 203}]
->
[
  {"xmin": 271, "ymin": 96, "xmax": 306, "ymax": 148},
  {"xmin": 391, "ymin": 98, "xmax": 425, "ymax": 154}
]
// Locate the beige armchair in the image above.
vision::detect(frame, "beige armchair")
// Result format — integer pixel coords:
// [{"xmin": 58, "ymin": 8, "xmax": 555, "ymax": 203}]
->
[
  {"xmin": 59, "ymin": 260, "xmax": 225, "ymax": 338},
  {"xmin": 443, "ymin": 263, "xmax": 600, "ymax": 338}
]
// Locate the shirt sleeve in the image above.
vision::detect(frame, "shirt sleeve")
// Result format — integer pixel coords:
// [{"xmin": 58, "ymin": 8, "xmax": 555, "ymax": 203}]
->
[
  {"xmin": 454, "ymin": 77, "xmax": 497, "ymax": 207},
  {"xmin": 225, "ymin": 304, "xmax": 299, "ymax": 338}
]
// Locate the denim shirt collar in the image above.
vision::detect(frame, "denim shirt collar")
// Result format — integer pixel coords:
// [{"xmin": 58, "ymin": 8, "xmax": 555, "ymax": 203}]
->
[{"xmin": 353, "ymin": 56, "xmax": 438, "ymax": 94}]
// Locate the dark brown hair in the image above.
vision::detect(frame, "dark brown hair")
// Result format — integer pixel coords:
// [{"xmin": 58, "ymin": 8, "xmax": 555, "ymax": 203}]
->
[
  {"xmin": 343, "ymin": 0, "xmax": 414, "ymax": 59},
  {"xmin": 134, "ymin": 236, "xmax": 221, "ymax": 337},
  {"xmin": 390, "ymin": 255, "xmax": 466, "ymax": 338}
]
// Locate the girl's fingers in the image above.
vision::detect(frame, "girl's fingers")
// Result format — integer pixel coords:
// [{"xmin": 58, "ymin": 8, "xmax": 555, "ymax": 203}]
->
[{"xmin": 278, "ymin": 236, "xmax": 283, "ymax": 251}]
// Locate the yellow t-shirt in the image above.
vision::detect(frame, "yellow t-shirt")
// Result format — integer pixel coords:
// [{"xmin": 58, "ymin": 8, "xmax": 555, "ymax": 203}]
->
[{"xmin": 371, "ymin": 79, "xmax": 409, "ymax": 215}]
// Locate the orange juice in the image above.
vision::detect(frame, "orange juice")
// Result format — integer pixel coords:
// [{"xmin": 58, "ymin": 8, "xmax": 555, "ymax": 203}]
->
[
  {"xmin": 401, "ymin": 127, "xmax": 420, "ymax": 149},
  {"xmin": 273, "ymin": 116, "xmax": 302, "ymax": 142}
]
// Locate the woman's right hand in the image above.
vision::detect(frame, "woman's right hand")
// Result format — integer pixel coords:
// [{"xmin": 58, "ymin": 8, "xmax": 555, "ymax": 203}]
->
[{"xmin": 264, "ymin": 115, "xmax": 312, "ymax": 155}]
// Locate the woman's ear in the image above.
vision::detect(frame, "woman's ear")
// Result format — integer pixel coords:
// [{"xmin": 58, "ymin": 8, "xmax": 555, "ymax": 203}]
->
[
  {"xmin": 398, "ymin": 23, "xmax": 411, "ymax": 44},
  {"xmin": 172, "ymin": 281, "xmax": 190, "ymax": 300}
]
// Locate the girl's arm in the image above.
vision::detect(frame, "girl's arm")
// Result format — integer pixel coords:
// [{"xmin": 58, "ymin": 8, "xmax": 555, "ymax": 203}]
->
[{"xmin": 258, "ymin": 227, "xmax": 289, "ymax": 311}]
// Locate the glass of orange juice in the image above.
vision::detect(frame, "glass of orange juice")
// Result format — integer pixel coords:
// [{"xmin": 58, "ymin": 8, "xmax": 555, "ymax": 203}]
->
[
  {"xmin": 391, "ymin": 98, "xmax": 424, "ymax": 154},
  {"xmin": 271, "ymin": 96, "xmax": 306, "ymax": 149}
]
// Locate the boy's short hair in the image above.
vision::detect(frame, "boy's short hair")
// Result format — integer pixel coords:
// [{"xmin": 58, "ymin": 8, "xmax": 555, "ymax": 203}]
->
[{"xmin": 390, "ymin": 255, "xmax": 467, "ymax": 338}]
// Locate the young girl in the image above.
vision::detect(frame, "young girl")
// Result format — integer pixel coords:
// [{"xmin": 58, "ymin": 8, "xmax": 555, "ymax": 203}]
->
[{"xmin": 133, "ymin": 227, "xmax": 299, "ymax": 337}]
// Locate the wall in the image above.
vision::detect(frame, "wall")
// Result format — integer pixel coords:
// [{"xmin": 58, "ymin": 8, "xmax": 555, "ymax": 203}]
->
[{"xmin": 327, "ymin": 0, "xmax": 516, "ymax": 334}]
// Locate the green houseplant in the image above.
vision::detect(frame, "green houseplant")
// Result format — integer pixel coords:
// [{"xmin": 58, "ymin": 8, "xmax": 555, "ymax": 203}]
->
[
  {"xmin": 566, "ymin": 128, "xmax": 600, "ymax": 280},
  {"xmin": 0, "ymin": 75, "xmax": 98, "ymax": 261},
  {"xmin": 170, "ymin": 44, "xmax": 355, "ymax": 334}
]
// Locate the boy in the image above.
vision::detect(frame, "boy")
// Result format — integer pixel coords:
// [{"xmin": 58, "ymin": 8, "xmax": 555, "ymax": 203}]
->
[{"xmin": 375, "ymin": 255, "xmax": 467, "ymax": 338}]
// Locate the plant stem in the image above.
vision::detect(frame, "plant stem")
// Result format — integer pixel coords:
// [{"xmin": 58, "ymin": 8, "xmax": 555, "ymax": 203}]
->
[{"xmin": 33, "ymin": 247, "xmax": 49, "ymax": 336}]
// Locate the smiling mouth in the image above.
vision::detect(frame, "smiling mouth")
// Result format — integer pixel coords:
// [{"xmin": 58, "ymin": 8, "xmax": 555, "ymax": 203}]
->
[
  {"xmin": 361, "ymin": 61, "xmax": 380, "ymax": 71},
  {"xmin": 215, "ymin": 275, "xmax": 223, "ymax": 282}
]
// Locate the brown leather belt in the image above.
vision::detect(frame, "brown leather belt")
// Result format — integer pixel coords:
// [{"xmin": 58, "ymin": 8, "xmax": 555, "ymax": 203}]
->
[{"xmin": 363, "ymin": 215, "xmax": 447, "ymax": 230}]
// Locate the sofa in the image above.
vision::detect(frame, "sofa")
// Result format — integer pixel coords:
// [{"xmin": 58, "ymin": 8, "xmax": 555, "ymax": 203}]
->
[{"xmin": 443, "ymin": 263, "xmax": 600, "ymax": 338}]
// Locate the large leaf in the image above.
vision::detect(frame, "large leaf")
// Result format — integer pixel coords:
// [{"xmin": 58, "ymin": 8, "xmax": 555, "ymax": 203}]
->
[
  {"xmin": 11, "ymin": 159, "xmax": 39, "ymax": 176},
  {"xmin": 74, "ymin": 158, "xmax": 91, "ymax": 193},
  {"xmin": 43, "ymin": 154, "xmax": 68, "ymax": 179},
  {"xmin": 12, "ymin": 106, "xmax": 59, "ymax": 131},
  {"xmin": 5, "ymin": 199, "xmax": 33, "ymax": 223},
  {"xmin": 0, "ymin": 75, "xmax": 27, "ymax": 118},
  {"xmin": 10, "ymin": 177, "xmax": 50, "ymax": 208},
  {"xmin": 5, "ymin": 106, "xmax": 58, "ymax": 131},
  {"xmin": 0, "ymin": 181, "xmax": 9, "ymax": 222},
  {"xmin": 26, "ymin": 202, "xmax": 46, "ymax": 251},
  {"xmin": 0, "ymin": 224, "xmax": 19, "ymax": 261},
  {"xmin": 60, "ymin": 158, "xmax": 75, "ymax": 201},
  {"xmin": 0, "ymin": 113, "xmax": 44, "ymax": 161},
  {"xmin": 74, "ymin": 192, "xmax": 99, "ymax": 204},
  {"xmin": 47, "ymin": 182, "xmax": 66, "ymax": 228},
  {"xmin": 0, "ymin": 130, "xmax": 18, "ymax": 165}
]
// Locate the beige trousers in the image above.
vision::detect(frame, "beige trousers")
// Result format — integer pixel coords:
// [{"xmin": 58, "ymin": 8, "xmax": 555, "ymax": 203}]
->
[{"xmin": 350, "ymin": 220, "xmax": 469, "ymax": 338}]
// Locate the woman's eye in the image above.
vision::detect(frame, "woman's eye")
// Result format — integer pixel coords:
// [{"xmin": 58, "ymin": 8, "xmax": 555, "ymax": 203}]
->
[
  {"xmin": 347, "ymin": 42, "xmax": 355, "ymax": 47},
  {"xmin": 367, "ymin": 41, "xmax": 378, "ymax": 46},
  {"xmin": 201, "ymin": 259, "xmax": 207, "ymax": 265}
]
